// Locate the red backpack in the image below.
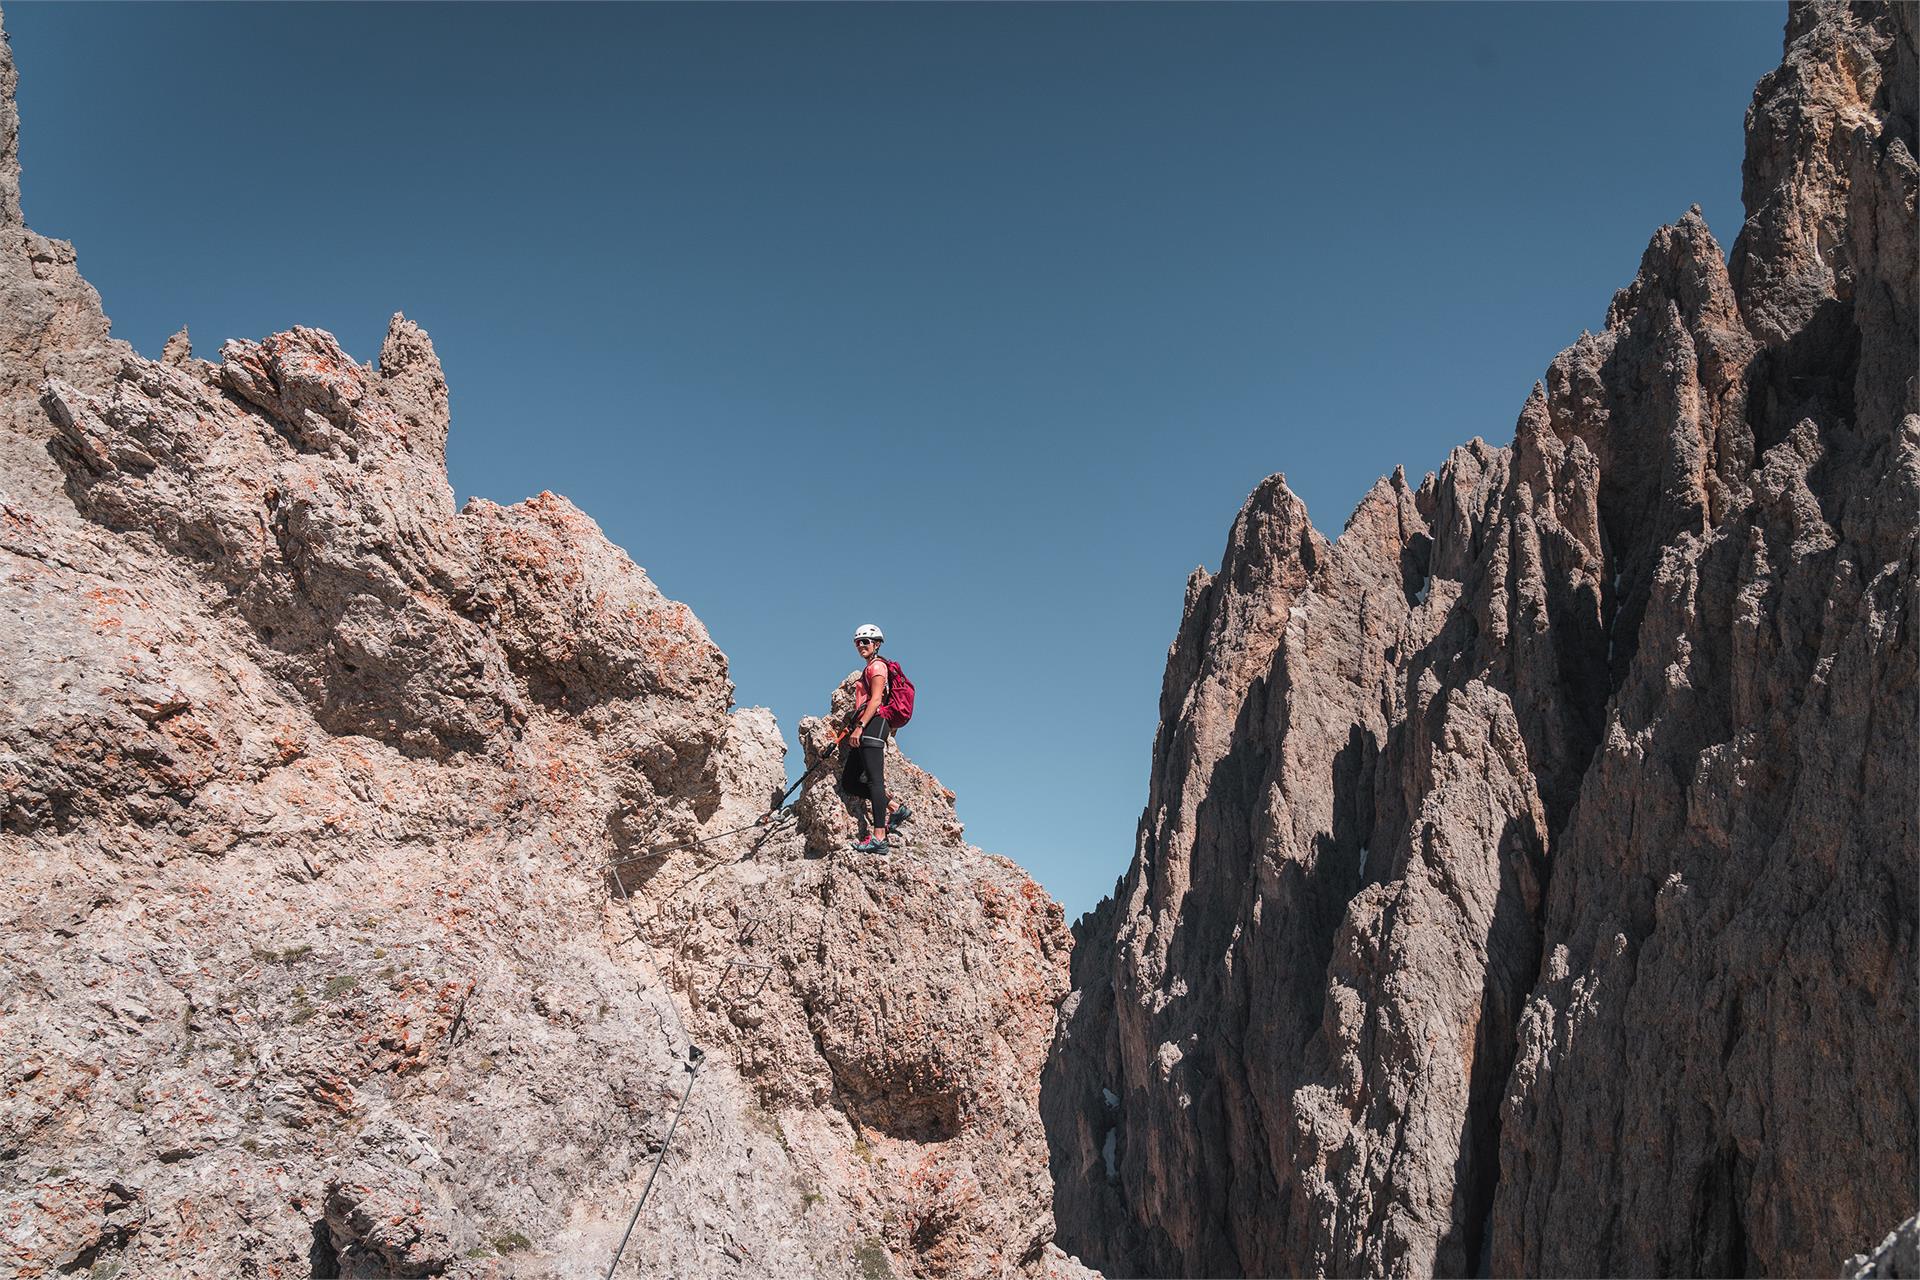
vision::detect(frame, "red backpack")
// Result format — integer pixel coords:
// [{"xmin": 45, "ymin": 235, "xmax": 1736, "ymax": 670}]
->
[{"xmin": 879, "ymin": 658, "xmax": 915, "ymax": 728}]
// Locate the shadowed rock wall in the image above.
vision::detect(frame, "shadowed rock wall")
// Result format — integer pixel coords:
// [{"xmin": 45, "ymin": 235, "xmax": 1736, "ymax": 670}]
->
[{"xmin": 1044, "ymin": 4, "xmax": 1916, "ymax": 1276}]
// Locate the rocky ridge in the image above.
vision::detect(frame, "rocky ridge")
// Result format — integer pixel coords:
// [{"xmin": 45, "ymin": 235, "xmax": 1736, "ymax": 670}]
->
[
  {"xmin": 0, "ymin": 12, "xmax": 1082, "ymax": 1278},
  {"xmin": 1044, "ymin": 3, "xmax": 1916, "ymax": 1277}
]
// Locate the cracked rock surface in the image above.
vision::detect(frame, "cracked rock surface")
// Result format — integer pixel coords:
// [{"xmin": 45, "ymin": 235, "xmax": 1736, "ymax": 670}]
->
[
  {"xmin": 0, "ymin": 11, "xmax": 1086, "ymax": 1278},
  {"xmin": 1043, "ymin": 4, "xmax": 1916, "ymax": 1277}
]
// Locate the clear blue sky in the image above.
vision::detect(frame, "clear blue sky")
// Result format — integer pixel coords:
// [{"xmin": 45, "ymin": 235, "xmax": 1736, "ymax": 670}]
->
[{"xmin": 9, "ymin": 3, "xmax": 1784, "ymax": 918}]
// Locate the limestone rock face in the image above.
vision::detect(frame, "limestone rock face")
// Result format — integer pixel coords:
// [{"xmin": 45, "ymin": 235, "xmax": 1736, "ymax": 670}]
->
[
  {"xmin": 626, "ymin": 817, "xmax": 1074, "ymax": 1280},
  {"xmin": 1848, "ymin": 1214, "xmax": 1920, "ymax": 1279},
  {"xmin": 1044, "ymin": 4, "xmax": 1916, "ymax": 1277},
  {"xmin": 0, "ymin": 12, "xmax": 1079, "ymax": 1279}
]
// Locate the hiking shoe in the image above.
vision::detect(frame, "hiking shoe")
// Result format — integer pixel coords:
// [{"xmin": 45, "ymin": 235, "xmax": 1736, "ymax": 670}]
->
[
  {"xmin": 888, "ymin": 806, "xmax": 912, "ymax": 829},
  {"xmin": 852, "ymin": 835, "xmax": 890, "ymax": 854}
]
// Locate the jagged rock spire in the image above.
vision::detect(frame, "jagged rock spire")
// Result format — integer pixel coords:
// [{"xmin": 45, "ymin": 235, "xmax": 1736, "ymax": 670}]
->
[
  {"xmin": 1045, "ymin": 4, "xmax": 1916, "ymax": 1277},
  {"xmin": 1, "ymin": 5, "xmax": 22, "ymax": 228}
]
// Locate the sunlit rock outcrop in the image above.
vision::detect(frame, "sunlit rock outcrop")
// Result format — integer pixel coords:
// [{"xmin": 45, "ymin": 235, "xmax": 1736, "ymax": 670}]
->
[{"xmin": 0, "ymin": 11, "xmax": 1083, "ymax": 1276}]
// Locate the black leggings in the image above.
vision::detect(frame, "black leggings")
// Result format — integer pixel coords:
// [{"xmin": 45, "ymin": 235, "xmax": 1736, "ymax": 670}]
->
[{"xmin": 838, "ymin": 718, "xmax": 891, "ymax": 830}]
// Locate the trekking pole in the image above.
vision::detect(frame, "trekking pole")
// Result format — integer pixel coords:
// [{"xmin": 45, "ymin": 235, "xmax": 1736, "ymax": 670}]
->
[{"xmin": 767, "ymin": 727, "xmax": 849, "ymax": 813}]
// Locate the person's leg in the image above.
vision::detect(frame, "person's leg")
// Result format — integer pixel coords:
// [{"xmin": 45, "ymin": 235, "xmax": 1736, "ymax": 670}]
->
[
  {"xmin": 857, "ymin": 725, "xmax": 888, "ymax": 835},
  {"xmin": 838, "ymin": 746, "xmax": 870, "ymax": 832},
  {"xmin": 868, "ymin": 720, "xmax": 908, "ymax": 829}
]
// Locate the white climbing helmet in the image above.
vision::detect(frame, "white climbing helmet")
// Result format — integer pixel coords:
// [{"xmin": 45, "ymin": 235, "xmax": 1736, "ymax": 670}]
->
[{"xmin": 853, "ymin": 623, "xmax": 884, "ymax": 642}]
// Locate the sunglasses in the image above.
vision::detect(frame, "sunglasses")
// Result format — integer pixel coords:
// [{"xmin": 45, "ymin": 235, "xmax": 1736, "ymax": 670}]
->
[{"xmin": 854, "ymin": 638, "xmax": 877, "ymax": 644}]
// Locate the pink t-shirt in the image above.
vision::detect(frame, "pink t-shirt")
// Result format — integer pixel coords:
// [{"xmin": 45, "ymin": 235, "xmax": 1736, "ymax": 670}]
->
[{"xmin": 856, "ymin": 658, "xmax": 890, "ymax": 719}]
